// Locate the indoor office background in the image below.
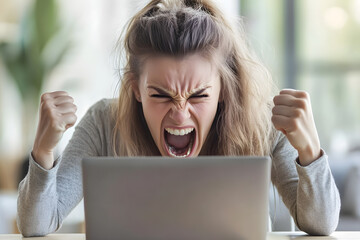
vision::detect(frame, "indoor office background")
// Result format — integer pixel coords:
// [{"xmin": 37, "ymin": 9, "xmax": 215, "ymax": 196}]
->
[{"xmin": 0, "ymin": 0, "xmax": 359, "ymax": 234}]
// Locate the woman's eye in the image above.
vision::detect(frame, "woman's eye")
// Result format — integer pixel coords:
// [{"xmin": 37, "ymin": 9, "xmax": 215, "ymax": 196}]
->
[
  {"xmin": 189, "ymin": 94, "xmax": 209, "ymax": 99},
  {"xmin": 150, "ymin": 94, "xmax": 171, "ymax": 99}
]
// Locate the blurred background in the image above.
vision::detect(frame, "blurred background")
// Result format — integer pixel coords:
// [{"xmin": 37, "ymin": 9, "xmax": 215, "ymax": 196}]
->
[{"xmin": 0, "ymin": 0, "xmax": 359, "ymax": 234}]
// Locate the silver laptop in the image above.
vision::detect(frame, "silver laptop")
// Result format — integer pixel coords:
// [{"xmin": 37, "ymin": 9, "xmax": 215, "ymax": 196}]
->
[{"xmin": 82, "ymin": 156, "xmax": 271, "ymax": 240}]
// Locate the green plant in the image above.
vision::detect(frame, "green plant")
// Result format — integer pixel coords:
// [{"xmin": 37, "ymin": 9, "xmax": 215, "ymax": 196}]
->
[
  {"xmin": 0, "ymin": 0, "xmax": 70, "ymax": 104},
  {"xmin": 0, "ymin": 0, "xmax": 71, "ymax": 150}
]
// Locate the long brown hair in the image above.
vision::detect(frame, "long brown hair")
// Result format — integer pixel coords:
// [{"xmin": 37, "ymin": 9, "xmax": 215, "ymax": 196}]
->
[{"xmin": 112, "ymin": 0, "xmax": 276, "ymax": 156}]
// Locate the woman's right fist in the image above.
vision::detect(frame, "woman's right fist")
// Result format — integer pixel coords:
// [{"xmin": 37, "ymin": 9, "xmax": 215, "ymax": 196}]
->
[{"xmin": 32, "ymin": 91, "xmax": 77, "ymax": 169}]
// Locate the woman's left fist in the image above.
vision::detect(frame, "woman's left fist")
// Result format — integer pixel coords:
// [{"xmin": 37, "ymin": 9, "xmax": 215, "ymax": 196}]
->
[{"xmin": 271, "ymin": 89, "xmax": 321, "ymax": 166}]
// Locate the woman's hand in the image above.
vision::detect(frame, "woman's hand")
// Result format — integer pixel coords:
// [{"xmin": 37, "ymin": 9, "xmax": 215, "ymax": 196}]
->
[
  {"xmin": 271, "ymin": 89, "xmax": 321, "ymax": 166},
  {"xmin": 32, "ymin": 91, "xmax": 77, "ymax": 170}
]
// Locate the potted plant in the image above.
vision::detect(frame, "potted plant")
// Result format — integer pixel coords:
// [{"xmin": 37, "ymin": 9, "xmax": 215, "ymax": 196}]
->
[{"xmin": 0, "ymin": 0, "xmax": 71, "ymax": 153}]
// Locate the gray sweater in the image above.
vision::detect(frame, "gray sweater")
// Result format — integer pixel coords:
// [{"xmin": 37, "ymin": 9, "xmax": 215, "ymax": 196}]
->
[{"xmin": 17, "ymin": 99, "xmax": 341, "ymax": 237}]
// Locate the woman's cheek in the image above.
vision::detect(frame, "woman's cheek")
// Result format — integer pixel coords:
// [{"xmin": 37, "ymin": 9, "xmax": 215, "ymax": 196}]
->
[
  {"xmin": 155, "ymin": 102, "xmax": 171, "ymax": 117},
  {"xmin": 147, "ymin": 102, "xmax": 171, "ymax": 128},
  {"xmin": 193, "ymin": 101, "xmax": 217, "ymax": 118},
  {"xmin": 145, "ymin": 99, "xmax": 168, "ymax": 113}
]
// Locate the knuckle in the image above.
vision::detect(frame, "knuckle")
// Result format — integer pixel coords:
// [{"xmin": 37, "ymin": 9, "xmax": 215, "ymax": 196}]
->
[
  {"xmin": 41, "ymin": 101, "xmax": 51, "ymax": 112},
  {"xmin": 273, "ymin": 95, "xmax": 279, "ymax": 103},
  {"xmin": 41, "ymin": 93, "xmax": 51, "ymax": 102},
  {"xmin": 70, "ymin": 105, "xmax": 77, "ymax": 112},
  {"xmin": 289, "ymin": 118, "xmax": 298, "ymax": 128},
  {"xmin": 271, "ymin": 107, "xmax": 276, "ymax": 114},
  {"xmin": 271, "ymin": 115, "xmax": 277, "ymax": 123},
  {"xmin": 294, "ymin": 109, "xmax": 303, "ymax": 118},
  {"xmin": 296, "ymin": 99, "xmax": 307, "ymax": 109},
  {"xmin": 65, "ymin": 96, "xmax": 74, "ymax": 104},
  {"xmin": 299, "ymin": 91, "xmax": 310, "ymax": 99}
]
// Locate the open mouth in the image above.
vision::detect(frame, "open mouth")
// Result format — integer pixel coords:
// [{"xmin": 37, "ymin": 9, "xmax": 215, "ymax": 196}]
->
[{"xmin": 164, "ymin": 127, "xmax": 196, "ymax": 158}]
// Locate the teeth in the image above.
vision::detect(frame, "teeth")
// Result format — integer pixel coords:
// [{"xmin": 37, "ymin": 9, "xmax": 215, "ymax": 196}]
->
[
  {"xmin": 164, "ymin": 127, "xmax": 195, "ymax": 158},
  {"xmin": 165, "ymin": 127, "xmax": 194, "ymax": 136}
]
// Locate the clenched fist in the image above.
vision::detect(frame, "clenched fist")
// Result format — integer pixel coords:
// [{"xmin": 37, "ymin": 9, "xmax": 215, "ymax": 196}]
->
[
  {"xmin": 271, "ymin": 89, "xmax": 321, "ymax": 166},
  {"xmin": 32, "ymin": 91, "xmax": 77, "ymax": 170}
]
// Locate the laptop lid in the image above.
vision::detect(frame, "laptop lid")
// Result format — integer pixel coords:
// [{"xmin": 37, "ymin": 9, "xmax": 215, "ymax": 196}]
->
[{"xmin": 82, "ymin": 156, "xmax": 271, "ymax": 240}]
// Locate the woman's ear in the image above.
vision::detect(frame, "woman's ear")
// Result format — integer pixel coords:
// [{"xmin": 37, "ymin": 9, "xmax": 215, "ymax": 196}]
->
[{"xmin": 131, "ymin": 81, "xmax": 142, "ymax": 102}]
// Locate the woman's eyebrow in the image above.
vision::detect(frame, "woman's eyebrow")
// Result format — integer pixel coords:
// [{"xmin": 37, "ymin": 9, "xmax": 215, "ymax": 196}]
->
[
  {"xmin": 147, "ymin": 85, "xmax": 211, "ymax": 96},
  {"xmin": 190, "ymin": 86, "xmax": 211, "ymax": 95},
  {"xmin": 147, "ymin": 86, "xmax": 174, "ymax": 96}
]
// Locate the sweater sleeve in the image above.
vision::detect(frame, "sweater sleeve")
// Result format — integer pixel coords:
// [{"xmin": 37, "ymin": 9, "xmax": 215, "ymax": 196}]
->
[
  {"xmin": 17, "ymin": 99, "xmax": 114, "ymax": 237},
  {"xmin": 271, "ymin": 132, "xmax": 341, "ymax": 235}
]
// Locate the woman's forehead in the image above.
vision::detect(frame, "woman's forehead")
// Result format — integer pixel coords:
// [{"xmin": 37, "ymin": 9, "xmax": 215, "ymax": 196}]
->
[{"xmin": 140, "ymin": 54, "xmax": 219, "ymax": 92}]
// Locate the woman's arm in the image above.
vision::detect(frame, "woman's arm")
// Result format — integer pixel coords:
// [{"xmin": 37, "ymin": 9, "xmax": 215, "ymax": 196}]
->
[
  {"xmin": 32, "ymin": 91, "xmax": 78, "ymax": 170},
  {"xmin": 17, "ymin": 97, "xmax": 113, "ymax": 237},
  {"xmin": 271, "ymin": 89, "xmax": 341, "ymax": 235},
  {"xmin": 272, "ymin": 89, "xmax": 321, "ymax": 166},
  {"xmin": 271, "ymin": 134, "xmax": 340, "ymax": 235}
]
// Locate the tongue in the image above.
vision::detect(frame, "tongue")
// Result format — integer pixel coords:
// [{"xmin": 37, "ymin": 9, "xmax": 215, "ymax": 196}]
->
[{"xmin": 166, "ymin": 132, "xmax": 191, "ymax": 149}]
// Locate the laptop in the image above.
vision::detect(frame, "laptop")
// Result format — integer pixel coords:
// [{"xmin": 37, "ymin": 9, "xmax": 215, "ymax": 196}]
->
[{"xmin": 82, "ymin": 156, "xmax": 271, "ymax": 240}]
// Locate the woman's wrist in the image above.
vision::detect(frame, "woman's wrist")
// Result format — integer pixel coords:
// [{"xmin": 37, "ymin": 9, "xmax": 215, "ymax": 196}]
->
[
  {"xmin": 297, "ymin": 146, "xmax": 322, "ymax": 166},
  {"xmin": 32, "ymin": 147, "xmax": 55, "ymax": 170}
]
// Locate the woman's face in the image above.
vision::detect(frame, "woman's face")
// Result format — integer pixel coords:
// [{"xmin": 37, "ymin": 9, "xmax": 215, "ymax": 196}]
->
[{"xmin": 133, "ymin": 54, "xmax": 221, "ymax": 157}]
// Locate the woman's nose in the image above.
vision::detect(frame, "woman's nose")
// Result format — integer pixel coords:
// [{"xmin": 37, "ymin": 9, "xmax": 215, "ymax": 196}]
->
[{"xmin": 169, "ymin": 101, "xmax": 191, "ymax": 124}]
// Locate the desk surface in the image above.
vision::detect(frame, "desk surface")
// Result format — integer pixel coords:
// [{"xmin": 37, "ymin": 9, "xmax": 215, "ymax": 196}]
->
[{"xmin": 0, "ymin": 232, "xmax": 360, "ymax": 239}]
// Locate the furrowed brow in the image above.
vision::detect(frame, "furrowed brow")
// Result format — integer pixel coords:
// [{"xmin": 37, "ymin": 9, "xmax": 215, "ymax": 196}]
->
[
  {"xmin": 147, "ymin": 85, "xmax": 211, "ymax": 97},
  {"xmin": 147, "ymin": 86, "xmax": 173, "ymax": 96},
  {"xmin": 190, "ymin": 86, "xmax": 211, "ymax": 95}
]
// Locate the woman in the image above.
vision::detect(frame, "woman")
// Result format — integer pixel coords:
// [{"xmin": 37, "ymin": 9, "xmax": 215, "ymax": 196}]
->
[{"xmin": 17, "ymin": 0, "xmax": 340, "ymax": 236}]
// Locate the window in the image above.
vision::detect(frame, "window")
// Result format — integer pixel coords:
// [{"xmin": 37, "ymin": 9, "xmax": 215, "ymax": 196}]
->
[{"xmin": 241, "ymin": 0, "xmax": 360, "ymax": 154}]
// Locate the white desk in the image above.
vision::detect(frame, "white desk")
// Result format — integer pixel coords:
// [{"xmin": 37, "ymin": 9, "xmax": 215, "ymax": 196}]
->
[{"xmin": 1, "ymin": 232, "xmax": 360, "ymax": 239}]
